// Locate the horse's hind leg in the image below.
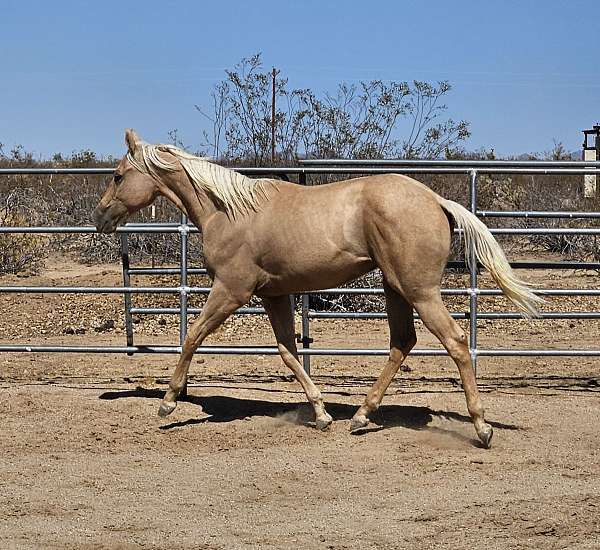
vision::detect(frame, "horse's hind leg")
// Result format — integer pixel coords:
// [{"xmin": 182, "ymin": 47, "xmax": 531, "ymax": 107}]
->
[
  {"xmin": 262, "ymin": 295, "xmax": 332, "ymax": 430},
  {"xmin": 350, "ymin": 282, "xmax": 416, "ymax": 432},
  {"xmin": 413, "ymin": 291, "xmax": 493, "ymax": 448}
]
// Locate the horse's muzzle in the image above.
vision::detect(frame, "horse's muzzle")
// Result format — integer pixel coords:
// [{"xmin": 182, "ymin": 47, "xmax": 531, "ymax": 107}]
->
[{"xmin": 93, "ymin": 204, "xmax": 126, "ymax": 233}]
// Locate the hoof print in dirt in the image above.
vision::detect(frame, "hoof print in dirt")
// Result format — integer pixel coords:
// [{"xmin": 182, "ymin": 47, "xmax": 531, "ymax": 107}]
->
[
  {"xmin": 93, "ymin": 319, "xmax": 115, "ymax": 332},
  {"xmin": 63, "ymin": 326, "xmax": 86, "ymax": 335}
]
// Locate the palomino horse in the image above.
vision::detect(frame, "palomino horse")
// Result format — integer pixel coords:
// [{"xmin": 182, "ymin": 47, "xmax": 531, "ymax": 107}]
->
[{"xmin": 94, "ymin": 129, "xmax": 542, "ymax": 448}]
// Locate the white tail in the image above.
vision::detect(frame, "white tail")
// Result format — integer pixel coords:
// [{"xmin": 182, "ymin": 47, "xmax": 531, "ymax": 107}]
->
[{"xmin": 438, "ymin": 198, "xmax": 544, "ymax": 318}]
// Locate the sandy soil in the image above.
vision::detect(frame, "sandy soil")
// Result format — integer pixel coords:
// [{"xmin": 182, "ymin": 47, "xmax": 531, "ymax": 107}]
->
[{"xmin": 1, "ymin": 258, "xmax": 600, "ymax": 549}]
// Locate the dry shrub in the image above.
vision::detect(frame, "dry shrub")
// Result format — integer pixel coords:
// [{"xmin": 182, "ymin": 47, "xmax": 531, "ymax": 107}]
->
[
  {"xmin": 1, "ymin": 144, "xmax": 597, "ymax": 288},
  {"xmin": 0, "ymin": 210, "xmax": 48, "ymax": 274},
  {"xmin": 510, "ymin": 174, "xmax": 600, "ymax": 262}
]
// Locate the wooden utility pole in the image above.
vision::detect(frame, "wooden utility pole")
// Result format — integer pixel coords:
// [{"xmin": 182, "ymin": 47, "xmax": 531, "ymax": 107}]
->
[{"xmin": 271, "ymin": 67, "xmax": 280, "ymax": 163}]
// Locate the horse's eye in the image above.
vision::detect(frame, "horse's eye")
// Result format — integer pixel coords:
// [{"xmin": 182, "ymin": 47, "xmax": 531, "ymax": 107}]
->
[{"xmin": 114, "ymin": 173, "xmax": 123, "ymax": 184}]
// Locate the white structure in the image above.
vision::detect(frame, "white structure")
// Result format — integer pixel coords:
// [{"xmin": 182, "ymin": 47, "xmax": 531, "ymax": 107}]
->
[{"xmin": 583, "ymin": 125, "xmax": 599, "ymax": 198}]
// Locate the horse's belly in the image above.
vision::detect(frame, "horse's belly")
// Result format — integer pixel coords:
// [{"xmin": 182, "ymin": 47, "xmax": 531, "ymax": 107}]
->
[{"xmin": 256, "ymin": 254, "xmax": 375, "ymax": 296}]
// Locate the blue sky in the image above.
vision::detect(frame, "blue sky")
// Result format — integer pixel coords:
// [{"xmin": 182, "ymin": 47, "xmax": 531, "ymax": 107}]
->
[{"xmin": 1, "ymin": 0, "xmax": 599, "ymax": 159}]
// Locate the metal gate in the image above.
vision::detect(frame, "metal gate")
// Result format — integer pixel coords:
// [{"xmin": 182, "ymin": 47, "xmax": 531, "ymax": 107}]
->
[{"xmin": 2, "ymin": 160, "xmax": 600, "ymax": 374}]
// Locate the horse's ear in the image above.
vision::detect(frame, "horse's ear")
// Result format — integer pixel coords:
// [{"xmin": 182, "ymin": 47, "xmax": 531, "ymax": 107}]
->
[{"xmin": 125, "ymin": 128, "xmax": 141, "ymax": 155}]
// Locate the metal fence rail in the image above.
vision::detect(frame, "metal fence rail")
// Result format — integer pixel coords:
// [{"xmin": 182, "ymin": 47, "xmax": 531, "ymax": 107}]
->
[{"xmin": 2, "ymin": 161, "xmax": 600, "ymax": 374}]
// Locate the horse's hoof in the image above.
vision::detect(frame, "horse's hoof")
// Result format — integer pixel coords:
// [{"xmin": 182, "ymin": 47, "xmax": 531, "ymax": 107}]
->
[
  {"xmin": 349, "ymin": 415, "xmax": 369, "ymax": 433},
  {"xmin": 478, "ymin": 424, "xmax": 493, "ymax": 449},
  {"xmin": 315, "ymin": 413, "xmax": 333, "ymax": 431},
  {"xmin": 158, "ymin": 401, "xmax": 177, "ymax": 418}
]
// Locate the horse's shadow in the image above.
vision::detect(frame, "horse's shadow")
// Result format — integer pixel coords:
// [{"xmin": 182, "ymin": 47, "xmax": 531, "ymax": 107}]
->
[{"xmin": 99, "ymin": 387, "xmax": 522, "ymax": 447}]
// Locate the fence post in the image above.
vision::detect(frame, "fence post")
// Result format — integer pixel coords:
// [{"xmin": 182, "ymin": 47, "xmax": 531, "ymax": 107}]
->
[
  {"xmin": 300, "ymin": 294, "xmax": 311, "ymax": 374},
  {"xmin": 469, "ymin": 170, "xmax": 478, "ymax": 374},
  {"xmin": 179, "ymin": 213, "xmax": 189, "ymax": 396},
  {"xmin": 119, "ymin": 233, "xmax": 134, "ymax": 355}
]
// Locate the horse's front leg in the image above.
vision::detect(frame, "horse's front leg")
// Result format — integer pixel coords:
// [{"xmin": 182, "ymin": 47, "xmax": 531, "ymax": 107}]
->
[
  {"xmin": 262, "ymin": 295, "xmax": 332, "ymax": 430},
  {"xmin": 158, "ymin": 279, "xmax": 251, "ymax": 417}
]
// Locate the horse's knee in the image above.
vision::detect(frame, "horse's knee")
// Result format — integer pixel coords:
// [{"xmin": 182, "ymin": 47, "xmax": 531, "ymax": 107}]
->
[
  {"xmin": 449, "ymin": 328, "xmax": 467, "ymax": 347},
  {"xmin": 445, "ymin": 331, "xmax": 470, "ymax": 363},
  {"xmin": 391, "ymin": 332, "xmax": 417, "ymax": 358},
  {"xmin": 404, "ymin": 332, "xmax": 417, "ymax": 352},
  {"xmin": 181, "ymin": 336, "xmax": 202, "ymax": 361}
]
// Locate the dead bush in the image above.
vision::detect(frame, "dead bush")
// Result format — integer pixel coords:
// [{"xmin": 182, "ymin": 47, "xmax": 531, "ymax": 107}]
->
[{"xmin": 0, "ymin": 203, "xmax": 49, "ymax": 274}]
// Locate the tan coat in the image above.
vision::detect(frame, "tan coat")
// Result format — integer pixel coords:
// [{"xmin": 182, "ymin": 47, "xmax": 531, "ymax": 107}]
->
[{"xmin": 93, "ymin": 130, "xmax": 542, "ymax": 448}]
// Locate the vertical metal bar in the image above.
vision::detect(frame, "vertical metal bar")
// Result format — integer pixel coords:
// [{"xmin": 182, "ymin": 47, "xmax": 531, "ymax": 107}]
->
[
  {"xmin": 301, "ymin": 294, "xmax": 311, "ymax": 374},
  {"xmin": 179, "ymin": 213, "xmax": 189, "ymax": 345},
  {"xmin": 119, "ymin": 233, "xmax": 134, "ymax": 355},
  {"xmin": 179, "ymin": 213, "xmax": 189, "ymax": 397},
  {"xmin": 150, "ymin": 204, "xmax": 156, "ymax": 269},
  {"xmin": 298, "ymin": 171, "xmax": 311, "ymax": 374},
  {"xmin": 469, "ymin": 170, "xmax": 478, "ymax": 374}
]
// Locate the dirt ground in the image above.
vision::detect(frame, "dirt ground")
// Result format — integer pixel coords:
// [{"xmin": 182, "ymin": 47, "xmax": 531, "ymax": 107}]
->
[{"xmin": 1, "ymin": 258, "xmax": 600, "ymax": 549}]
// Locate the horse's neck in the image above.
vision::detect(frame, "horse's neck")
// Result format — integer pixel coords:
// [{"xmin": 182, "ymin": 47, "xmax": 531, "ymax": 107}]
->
[{"xmin": 161, "ymin": 170, "xmax": 219, "ymax": 231}]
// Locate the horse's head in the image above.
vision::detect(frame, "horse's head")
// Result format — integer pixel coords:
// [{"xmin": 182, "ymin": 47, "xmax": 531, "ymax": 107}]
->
[{"xmin": 93, "ymin": 129, "xmax": 160, "ymax": 233}]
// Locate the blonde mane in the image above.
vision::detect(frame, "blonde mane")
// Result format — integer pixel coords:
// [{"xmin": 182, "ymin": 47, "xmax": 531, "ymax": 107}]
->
[{"xmin": 127, "ymin": 142, "xmax": 270, "ymax": 217}]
